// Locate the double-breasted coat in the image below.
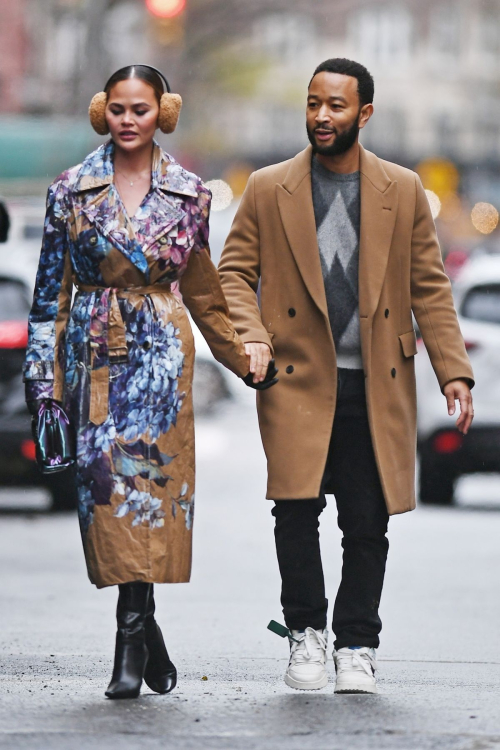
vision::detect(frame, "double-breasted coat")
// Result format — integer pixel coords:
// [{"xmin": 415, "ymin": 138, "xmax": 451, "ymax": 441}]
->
[
  {"xmin": 24, "ymin": 141, "xmax": 248, "ymax": 588},
  {"xmin": 219, "ymin": 145, "xmax": 474, "ymax": 514}
]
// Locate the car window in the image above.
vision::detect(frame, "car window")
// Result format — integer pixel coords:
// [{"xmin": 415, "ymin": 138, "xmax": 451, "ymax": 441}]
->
[
  {"xmin": 0, "ymin": 279, "xmax": 31, "ymax": 321},
  {"xmin": 461, "ymin": 284, "xmax": 500, "ymax": 324}
]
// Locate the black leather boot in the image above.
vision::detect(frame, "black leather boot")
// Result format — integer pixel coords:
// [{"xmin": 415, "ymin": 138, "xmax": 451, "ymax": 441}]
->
[
  {"xmin": 105, "ymin": 582, "xmax": 150, "ymax": 700},
  {"xmin": 144, "ymin": 585, "xmax": 177, "ymax": 694}
]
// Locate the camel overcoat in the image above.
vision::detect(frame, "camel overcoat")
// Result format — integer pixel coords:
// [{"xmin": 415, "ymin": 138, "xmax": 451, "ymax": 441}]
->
[
  {"xmin": 24, "ymin": 141, "xmax": 248, "ymax": 587},
  {"xmin": 218, "ymin": 145, "xmax": 474, "ymax": 514}
]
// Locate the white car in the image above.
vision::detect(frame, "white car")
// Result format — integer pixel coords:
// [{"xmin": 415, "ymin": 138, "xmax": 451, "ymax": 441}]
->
[{"xmin": 415, "ymin": 255, "xmax": 500, "ymax": 504}]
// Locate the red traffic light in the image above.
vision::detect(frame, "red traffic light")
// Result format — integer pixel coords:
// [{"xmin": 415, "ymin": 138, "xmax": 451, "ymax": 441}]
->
[{"xmin": 146, "ymin": 0, "xmax": 186, "ymax": 18}]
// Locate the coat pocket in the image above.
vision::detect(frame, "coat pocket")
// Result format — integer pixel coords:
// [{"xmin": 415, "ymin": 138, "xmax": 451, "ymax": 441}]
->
[{"xmin": 398, "ymin": 330, "xmax": 418, "ymax": 358}]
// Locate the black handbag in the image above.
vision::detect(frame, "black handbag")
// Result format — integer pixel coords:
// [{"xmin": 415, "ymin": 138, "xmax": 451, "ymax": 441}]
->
[{"xmin": 31, "ymin": 400, "xmax": 75, "ymax": 474}]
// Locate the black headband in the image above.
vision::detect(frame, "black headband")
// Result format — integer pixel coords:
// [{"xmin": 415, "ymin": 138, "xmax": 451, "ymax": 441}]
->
[{"xmin": 104, "ymin": 64, "xmax": 171, "ymax": 94}]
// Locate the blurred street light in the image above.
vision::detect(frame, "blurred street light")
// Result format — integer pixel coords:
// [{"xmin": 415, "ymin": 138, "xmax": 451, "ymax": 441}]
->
[
  {"xmin": 146, "ymin": 0, "xmax": 185, "ymax": 46},
  {"xmin": 471, "ymin": 202, "xmax": 499, "ymax": 235},
  {"xmin": 425, "ymin": 189, "xmax": 442, "ymax": 220},
  {"xmin": 205, "ymin": 180, "xmax": 233, "ymax": 211},
  {"xmin": 223, "ymin": 163, "xmax": 254, "ymax": 198},
  {"xmin": 417, "ymin": 158, "xmax": 460, "ymax": 199}
]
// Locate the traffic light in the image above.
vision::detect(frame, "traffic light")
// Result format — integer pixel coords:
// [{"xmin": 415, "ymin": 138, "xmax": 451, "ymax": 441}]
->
[
  {"xmin": 146, "ymin": 0, "xmax": 186, "ymax": 18},
  {"xmin": 146, "ymin": 0, "xmax": 186, "ymax": 46}
]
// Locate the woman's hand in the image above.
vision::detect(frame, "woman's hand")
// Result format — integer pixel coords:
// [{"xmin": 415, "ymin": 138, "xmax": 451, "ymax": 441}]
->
[{"xmin": 244, "ymin": 342, "xmax": 273, "ymax": 384}]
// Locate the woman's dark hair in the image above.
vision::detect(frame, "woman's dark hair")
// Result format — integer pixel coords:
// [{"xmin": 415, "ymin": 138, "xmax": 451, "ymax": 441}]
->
[
  {"xmin": 104, "ymin": 65, "xmax": 165, "ymax": 103},
  {"xmin": 310, "ymin": 58, "xmax": 374, "ymax": 107}
]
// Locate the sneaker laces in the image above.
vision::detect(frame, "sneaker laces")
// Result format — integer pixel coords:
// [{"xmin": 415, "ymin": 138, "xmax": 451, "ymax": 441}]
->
[
  {"xmin": 290, "ymin": 627, "xmax": 327, "ymax": 664},
  {"xmin": 336, "ymin": 647, "xmax": 377, "ymax": 677}
]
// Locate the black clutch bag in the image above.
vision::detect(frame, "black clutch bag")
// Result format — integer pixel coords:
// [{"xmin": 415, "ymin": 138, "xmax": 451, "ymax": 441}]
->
[{"xmin": 31, "ymin": 400, "xmax": 75, "ymax": 474}]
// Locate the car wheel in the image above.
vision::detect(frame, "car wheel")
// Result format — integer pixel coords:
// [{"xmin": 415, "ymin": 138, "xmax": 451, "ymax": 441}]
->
[
  {"xmin": 45, "ymin": 466, "xmax": 78, "ymax": 512},
  {"xmin": 193, "ymin": 359, "xmax": 231, "ymax": 415},
  {"xmin": 419, "ymin": 458, "xmax": 456, "ymax": 506}
]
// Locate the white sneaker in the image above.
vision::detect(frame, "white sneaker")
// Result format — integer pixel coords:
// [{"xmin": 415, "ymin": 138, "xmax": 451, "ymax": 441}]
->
[
  {"xmin": 333, "ymin": 647, "xmax": 378, "ymax": 694},
  {"xmin": 284, "ymin": 627, "xmax": 328, "ymax": 690}
]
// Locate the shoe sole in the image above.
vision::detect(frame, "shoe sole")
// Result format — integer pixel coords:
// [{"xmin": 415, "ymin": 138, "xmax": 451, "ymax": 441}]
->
[
  {"xmin": 284, "ymin": 673, "xmax": 328, "ymax": 691},
  {"xmin": 334, "ymin": 685, "xmax": 377, "ymax": 695}
]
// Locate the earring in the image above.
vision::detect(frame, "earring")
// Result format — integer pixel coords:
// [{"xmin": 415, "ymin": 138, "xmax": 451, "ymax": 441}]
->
[
  {"xmin": 158, "ymin": 93, "xmax": 182, "ymax": 134},
  {"xmin": 88, "ymin": 92, "xmax": 109, "ymax": 136}
]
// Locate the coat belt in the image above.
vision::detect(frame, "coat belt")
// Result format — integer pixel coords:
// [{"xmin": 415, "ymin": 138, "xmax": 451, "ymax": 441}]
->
[{"xmin": 75, "ymin": 283, "xmax": 172, "ymax": 426}]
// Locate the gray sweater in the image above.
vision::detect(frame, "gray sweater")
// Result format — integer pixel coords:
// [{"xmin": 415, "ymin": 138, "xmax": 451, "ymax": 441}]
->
[{"xmin": 311, "ymin": 157, "xmax": 362, "ymax": 369}]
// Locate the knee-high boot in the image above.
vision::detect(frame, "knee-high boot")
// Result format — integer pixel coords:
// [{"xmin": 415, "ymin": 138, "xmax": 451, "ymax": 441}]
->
[
  {"xmin": 144, "ymin": 585, "xmax": 177, "ymax": 694},
  {"xmin": 105, "ymin": 582, "xmax": 150, "ymax": 700}
]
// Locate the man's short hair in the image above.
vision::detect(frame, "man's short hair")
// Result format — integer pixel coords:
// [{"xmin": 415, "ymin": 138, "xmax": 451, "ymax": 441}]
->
[{"xmin": 310, "ymin": 58, "xmax": 374, "ymax": 107}]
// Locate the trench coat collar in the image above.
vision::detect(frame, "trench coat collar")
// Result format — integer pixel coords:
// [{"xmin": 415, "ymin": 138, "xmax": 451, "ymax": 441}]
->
[
  {"xmin": 73, "ymin": 140, "xmax": 199, "ymax": 197},
  {"xmin": 276, "ymin": 143, "xmax": 398, "ymax": 323},
  {"xmin": 72, "ymin": 141, "xmax": 199, "ymax": 278}
]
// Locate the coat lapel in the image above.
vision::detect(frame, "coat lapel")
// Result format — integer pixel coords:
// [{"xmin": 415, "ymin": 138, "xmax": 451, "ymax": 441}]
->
[
  {"xmin": 276, "ymin": 147, "xmax": 329, "ymax": 320},
  {"xmin": 74, "ymin": 142, "xmax": 149, "ymax": 277},
  {"xmin": 135, "ymin": 146, "xmax": 199, "ymax": 257},
  {"xmin": 79, "ymin": 185, "xmax": 150, "ymax": 278},
  {"xmin": 73, "ymin": 142, "xmax": 201, "ymax": 277},
  {"xmin": 140, "ymin": 190, "xmax": 186, "ymax": 257},
  {"xmin": 358, "ymin": 146, "xmax": 398, "ymax": 319}
]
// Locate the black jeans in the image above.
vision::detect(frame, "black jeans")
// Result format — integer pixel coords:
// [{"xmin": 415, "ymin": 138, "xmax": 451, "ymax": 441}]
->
[{"xmin": 272, "ymin": 368, "xmax": 389, "ymax": 650}]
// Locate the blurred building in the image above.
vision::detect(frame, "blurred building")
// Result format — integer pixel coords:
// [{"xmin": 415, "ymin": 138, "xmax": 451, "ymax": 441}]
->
[
  {"xmin": 190, "ymin": 0, "xmax": 500, "ymax": 170},
  {"xmin": 1, "ymin": 0, "xmax": 500, "ymax": 191}
]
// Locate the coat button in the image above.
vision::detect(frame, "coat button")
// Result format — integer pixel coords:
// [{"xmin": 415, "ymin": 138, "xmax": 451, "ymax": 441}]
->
[
  {"xmin": 385, "ymin": 309, "xmax": 389, "ymax": 318},
  {"xmin": 143, "ymin": 340, "xmax": 152, "ymax": 351},
  {"xmin": 286, "ymin": 365, "xmax": 294, "ymax": 374},
  {"xmin": 391, "ymin": 367, "xmax": 396, "ymax": 378},
  {"xmin": 159, "ymin": 236, "xmax": 168, "ymax": 245},
  {"xmin": 288, "ymin": 308, "xmax": 296, "ymax": 317}
]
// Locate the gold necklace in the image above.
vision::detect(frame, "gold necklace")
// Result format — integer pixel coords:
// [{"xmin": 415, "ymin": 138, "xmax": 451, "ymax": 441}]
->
[{"xmin": 115, "ymin": 166, "xmax": 151, "ymax": 187}]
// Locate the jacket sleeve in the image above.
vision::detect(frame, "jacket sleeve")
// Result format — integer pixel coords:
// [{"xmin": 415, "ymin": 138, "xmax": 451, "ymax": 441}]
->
[
  {"xmin": 217, "ymin": 172, "xmax": 274, "ymax": 350},
  {"xmin": 23, "ymin": 182, "xmax": 73, "ymax": 402},
  {"xmin": 179, "ymin": 186, "xmax": 249, "ymax": 379},
  {"xmin": 410, "ymin": 173, "xmax": 474, "ymax": 390}
]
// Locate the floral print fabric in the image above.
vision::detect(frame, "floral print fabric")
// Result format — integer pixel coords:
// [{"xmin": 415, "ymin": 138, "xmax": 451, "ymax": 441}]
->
[{"xmin": 24, "ymin": 141, "xmax": 248, "ymax": 588}]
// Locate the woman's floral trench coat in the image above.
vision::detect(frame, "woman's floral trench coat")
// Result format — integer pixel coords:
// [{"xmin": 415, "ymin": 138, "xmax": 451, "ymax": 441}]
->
[{"xmin": 23, "ymin": 141, "xmax": 249, "ymax": 588}]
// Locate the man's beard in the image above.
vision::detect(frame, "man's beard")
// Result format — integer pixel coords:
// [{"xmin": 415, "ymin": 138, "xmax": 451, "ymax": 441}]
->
[{"xmin": 307, "ymin": 116, "xmax": 360, "ymax": 157}]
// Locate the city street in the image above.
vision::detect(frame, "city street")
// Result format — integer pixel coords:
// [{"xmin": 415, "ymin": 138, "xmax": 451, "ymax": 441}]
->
[{"xmin": 1, "ymin": 397, "xmax": 500, "ymax": 750}]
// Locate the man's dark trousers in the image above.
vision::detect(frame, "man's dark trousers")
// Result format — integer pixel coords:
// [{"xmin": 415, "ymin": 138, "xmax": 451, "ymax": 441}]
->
[{"xmin": 272, "ymin": 368, "xmax": 389, "ymax": 650}]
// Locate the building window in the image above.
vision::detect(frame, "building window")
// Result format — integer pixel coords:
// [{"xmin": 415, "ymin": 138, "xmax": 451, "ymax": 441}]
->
[
  {"xmin": 350, "ymin": 5, "xmax": 413, "ymax": 67},
  {"xmin": 252, "ymin": 13, "xmax": 315, "ymax": 63},
  {"xmin": 478, "ymin": 1, "xmax": 500, "ymax": 61},
  {"xmin": 430, "ymin": 3, "xmax": 461, "ymax": 63}
]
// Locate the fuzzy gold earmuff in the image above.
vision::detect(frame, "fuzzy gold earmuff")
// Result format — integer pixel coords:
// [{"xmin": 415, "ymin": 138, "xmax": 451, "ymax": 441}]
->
[
  {"xmin": 88, "ymin": 92, "xmax": 109, "ymax": 136},
  {"xmin": 88, "ymin": 91, "xmax": 183, "ymax": 135},
  {"xmin": 158, "ymin": 93, "xmax": 182, "ymax": 134}
]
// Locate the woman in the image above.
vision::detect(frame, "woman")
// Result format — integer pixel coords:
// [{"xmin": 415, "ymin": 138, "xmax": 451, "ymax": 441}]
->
[{"xmin": 23, "ymin": 65, "xmax": 276, "ymax": 700}]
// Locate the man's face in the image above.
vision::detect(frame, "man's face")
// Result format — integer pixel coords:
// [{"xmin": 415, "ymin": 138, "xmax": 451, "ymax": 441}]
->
[{"xmin": 306, "ymin": 72, "xmax": 372, "ymax": 157}]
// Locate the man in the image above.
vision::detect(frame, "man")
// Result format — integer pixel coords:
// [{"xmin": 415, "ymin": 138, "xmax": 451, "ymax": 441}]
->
[{"xmin": 218, "ymin": 58, "xmax": 474, "ymax": 694}]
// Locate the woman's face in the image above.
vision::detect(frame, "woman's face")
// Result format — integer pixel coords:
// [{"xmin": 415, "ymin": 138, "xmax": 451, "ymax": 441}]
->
[{"xmin": 106, "ymin": 78, "xmax": 160, "ymax": 151}]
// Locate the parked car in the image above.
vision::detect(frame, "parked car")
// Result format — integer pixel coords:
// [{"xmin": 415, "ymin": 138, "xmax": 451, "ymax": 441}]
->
[
  {"xmin": 416, "ymin": 256, "xmax": 500, "ymax": 504},
  {"xmin": 0, "ymin": 274, "xmax": 77, "ymax": 511}
]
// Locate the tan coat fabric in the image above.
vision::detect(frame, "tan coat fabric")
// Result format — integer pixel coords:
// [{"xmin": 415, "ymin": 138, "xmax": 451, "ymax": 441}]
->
[{"xmin": 219, "ymin": 145, "xmax": 474, "ymax": 515}]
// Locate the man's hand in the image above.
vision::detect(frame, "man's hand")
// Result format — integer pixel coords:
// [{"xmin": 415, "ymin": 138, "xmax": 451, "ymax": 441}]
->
[
  {"xmin": 443, "ymin": 380, "xmax": 474, "ymax": 435},
  {"xmin": 244, "ymin": 342, "xmax": 272, "ymax": 384}
]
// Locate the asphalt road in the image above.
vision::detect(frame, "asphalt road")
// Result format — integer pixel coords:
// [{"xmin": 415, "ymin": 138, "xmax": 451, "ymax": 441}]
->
[{"xmin": 1, "ymin": 396, "xmax": 500, "ymax": 750}]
